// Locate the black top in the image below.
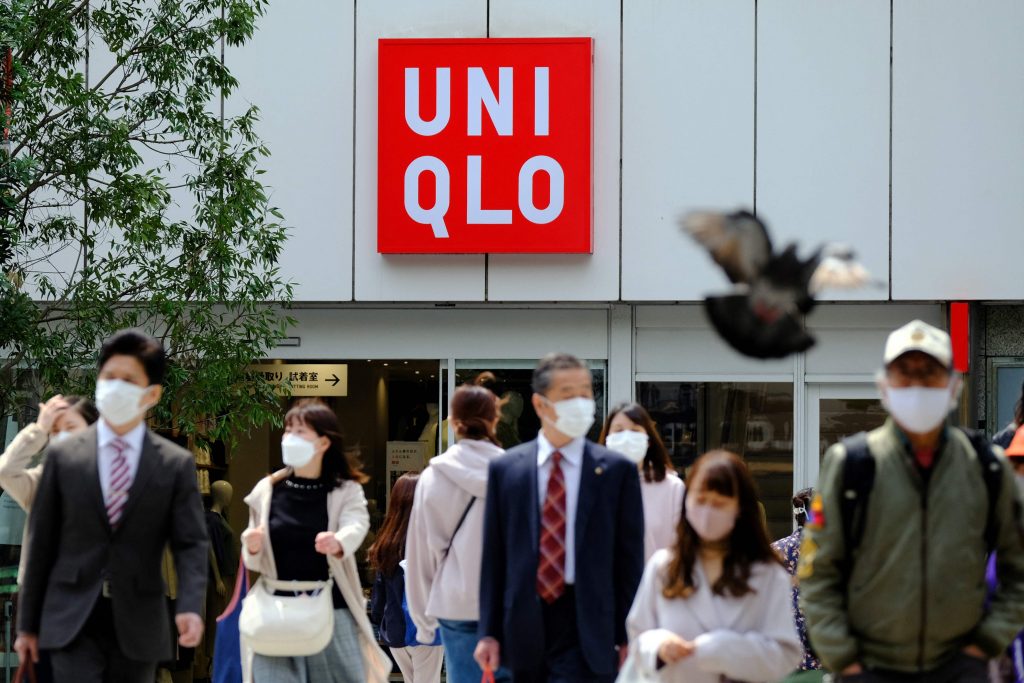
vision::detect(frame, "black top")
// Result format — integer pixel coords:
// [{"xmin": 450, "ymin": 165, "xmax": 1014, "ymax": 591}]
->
[{"xmin": 269, "ymin": 475, "xmax": 345, "ymax": 609}]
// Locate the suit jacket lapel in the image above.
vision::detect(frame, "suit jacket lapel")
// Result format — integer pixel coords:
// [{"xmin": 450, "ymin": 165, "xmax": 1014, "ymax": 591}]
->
[
  {"xmin": 83, "ymin": 425, "xmax": 110, "ymax": 532},
  {"xmin": 575, "ymin": 442, "xmax": 599, "ymax": 561},
  {"xmin": 115, "ymin": 430, "xmax": 159, "ymax": 529}
]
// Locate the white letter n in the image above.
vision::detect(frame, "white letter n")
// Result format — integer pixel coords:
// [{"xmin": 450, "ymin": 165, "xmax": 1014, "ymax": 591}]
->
[{"xmin": 467, "ymin": 67, "xmax": 513, "ymax": 136}]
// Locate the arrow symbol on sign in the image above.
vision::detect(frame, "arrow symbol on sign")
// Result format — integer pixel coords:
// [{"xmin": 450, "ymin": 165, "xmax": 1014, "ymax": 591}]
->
[{"xmin": 328, "ymin": 374, "xmax": 341, "ymax": 387}]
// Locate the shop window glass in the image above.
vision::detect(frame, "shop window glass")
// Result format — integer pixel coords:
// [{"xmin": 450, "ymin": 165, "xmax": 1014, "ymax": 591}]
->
[
  {"xmin": 991, "ymin": 361, "xmax": 1024, "ymax": 434},
  {"xmin": 818, "ymin": 398, "xmax": 887, "ymax": 459},
  {"xmin": 447, "ymin": 361, "xmax": 608, "ymax": 448},
  {"xmin": 637, "ymin": 381, "xmax": 794, "ymax": 540}
]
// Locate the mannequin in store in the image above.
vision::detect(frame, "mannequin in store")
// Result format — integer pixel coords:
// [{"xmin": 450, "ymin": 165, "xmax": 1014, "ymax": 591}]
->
[{"xmin": 418, "ymin": 403, "xmax": 440, "ymax": 460}]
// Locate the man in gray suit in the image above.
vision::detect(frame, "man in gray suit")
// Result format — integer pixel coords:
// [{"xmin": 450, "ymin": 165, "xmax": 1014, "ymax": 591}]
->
[{"xmin": 15, "ymin": 330, "xmax": 209, "ymax": 682}]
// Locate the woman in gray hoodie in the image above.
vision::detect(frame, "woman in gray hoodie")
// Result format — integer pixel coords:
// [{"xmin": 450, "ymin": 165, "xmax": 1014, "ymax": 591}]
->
[{"xmin": 405, "ymin": 385, "xmax": 511, "ymax": 683}]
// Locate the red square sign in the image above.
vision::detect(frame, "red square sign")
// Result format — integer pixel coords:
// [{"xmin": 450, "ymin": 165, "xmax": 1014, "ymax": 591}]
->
[{"xmin": 377, "ymin": 38, "xmax": 593, "ymax": 254}]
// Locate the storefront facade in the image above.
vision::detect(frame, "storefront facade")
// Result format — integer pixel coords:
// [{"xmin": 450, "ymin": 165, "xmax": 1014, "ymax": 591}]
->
[
  {"xmin": 3, "ymin": 3, "xmax": 1023, "ymax": 677},
  {"xmin": 229, "ymin": 302, "xmax": 947, "ymax": 543},
  {"xmin": 216, "ymin": 0, "xmax": 1024, "ymax": 540}
]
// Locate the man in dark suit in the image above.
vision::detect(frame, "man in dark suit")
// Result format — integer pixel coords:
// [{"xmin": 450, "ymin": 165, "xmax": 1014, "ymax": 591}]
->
[
  {"xmin": 15, "ymin": 330, "xmax": 209, "ymax": 682},
  {"xmin": 475, "ymin": 352, "xmax": 645, "ymax": 682}
]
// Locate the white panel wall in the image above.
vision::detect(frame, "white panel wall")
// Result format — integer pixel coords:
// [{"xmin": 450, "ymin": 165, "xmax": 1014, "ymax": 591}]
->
[
  {"xmin": 757, "ymin": 1, "xmax": 890, "ymax": 301},
  {"xmin": 621, "ymin": 1, "xmax": 755, "ymax": 301},
  {"xmin": 892, "ymin": 0, "xmax": 1024, "ymax": 300},
  {"xmin": 805, "ymin": 304, "xmax": 944, "ymax": 377},
  {"xmin": 275, "ymin": 307, "xmax": 609, "ymax": 360},
  {"xmin": 228, "ymin": 0, "xmax": 355, "ymax": 301},
  {"xmin": 485, "ymin": 0, "xmax": 620, "ymax": 302},
  {"xmin": 352, "ymin": 0, "xmax": 488, "ymax": 301},
  {"xmin": 634, "ymin": 306, "xmax": 793, "ymax": 376}
]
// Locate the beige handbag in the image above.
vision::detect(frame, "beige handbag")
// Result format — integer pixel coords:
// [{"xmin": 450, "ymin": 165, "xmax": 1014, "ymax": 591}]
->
[{"xmin": 239, "ymin": 574, "xmax": 335, "ymax": 656}]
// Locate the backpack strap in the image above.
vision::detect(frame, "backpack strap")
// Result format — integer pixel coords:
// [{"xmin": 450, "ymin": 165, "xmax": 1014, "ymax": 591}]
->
[
  {"xmin": 443, "ymin": 497, "xmax": 476, "ymax": 557},
  {"xmin": 959, "ymin": 427, "xmax": 1003, "ymax": 553},
  {"xmin": 840, "ymin": 432, "xmax": 876, "ymax": 555}
]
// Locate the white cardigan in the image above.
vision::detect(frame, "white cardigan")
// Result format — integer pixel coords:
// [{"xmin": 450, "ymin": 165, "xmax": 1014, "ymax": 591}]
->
[
  {"xmin": 640, "ymin": 473, "xmax": 685, "ymax": 563},
  {"xmin": 0, "ymin": 423, "xmax": 46, "ymax": 582},
  {"xmin": 242, "ymin": 471, "xmax": 390, "ymax": 683},
  {"xmin": 624, "ymin": 549, "xmax": 801, "ymax": 683}
]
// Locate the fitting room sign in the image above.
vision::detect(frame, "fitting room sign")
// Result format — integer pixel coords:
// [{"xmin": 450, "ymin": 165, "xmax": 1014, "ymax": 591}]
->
[
  {"xmin": 249, "ymin": 363, "xmax": 348, "ymax": 397},
  {"xmin": 377, "ymin": 37, "xmax": 593, "ymax": 253}
]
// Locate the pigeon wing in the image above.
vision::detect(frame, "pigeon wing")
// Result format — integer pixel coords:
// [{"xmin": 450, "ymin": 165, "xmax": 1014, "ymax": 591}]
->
[
  {"xmin": 808, "ymin": 246, "xmax": 873, "ymax": 294},
  {"xmin": 682, "ymin": 210, "xmax": 773, "ymax": 285}
]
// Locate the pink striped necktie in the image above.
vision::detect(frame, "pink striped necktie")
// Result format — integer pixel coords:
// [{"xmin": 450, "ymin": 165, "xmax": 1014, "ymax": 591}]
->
[{"xmin": 106, "ymin": 437, "xmax": 131, "ymax": 527}]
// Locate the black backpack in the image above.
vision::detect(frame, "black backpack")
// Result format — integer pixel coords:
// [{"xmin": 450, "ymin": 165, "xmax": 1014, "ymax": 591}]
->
[{"xmin": 839, "ymin": 428, "xmax": 1003, "ymax": 562}]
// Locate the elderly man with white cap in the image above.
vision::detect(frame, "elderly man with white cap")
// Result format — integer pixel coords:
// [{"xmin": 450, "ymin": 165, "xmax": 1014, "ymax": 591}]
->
[{"xmin": 798, "ymin": 320, "xmax": 1024, "ymax": 683}]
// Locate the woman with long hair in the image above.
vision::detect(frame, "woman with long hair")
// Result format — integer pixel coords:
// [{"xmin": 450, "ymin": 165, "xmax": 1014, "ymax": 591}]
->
[
  {"xmin": 405, "ymin": 385, "xmax": 511, "ymax": 683},
  {"xmin": 241, "ymin": 399, "xmax": 390, "ymax": 683},
  {"xmin": 369, "ymin": 474, "xmax": 443, "ymax": 682},
  {"xmin": 622, "ymin": 450, "xmax": 800, "ymax": 683},
  {"xmin": 599, "ymin": 402, "xmax": 684, "ymax": 561}
]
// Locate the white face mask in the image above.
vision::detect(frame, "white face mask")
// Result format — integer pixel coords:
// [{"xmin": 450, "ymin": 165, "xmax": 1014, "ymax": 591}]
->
[
  {"xmin": 606, "ymin": 431, "xmax": 649, "ymax": 464},
  {"xmin": 95, "ymin": 379, "xmax": 151, "ymax": 428},
  {"xmin": 281, "ymin": 433, "xmax": 317, "ymax": 468},
  {"xmin": 51, "ymin": 430, "xmax": 74, "ymax": 444},
  {"xmin": 543, "ymin": 397, "xmax": 595, "ymax": 439},
  {"xmin": 882, "ymin": 384, "xmax": 956, "ymax": 434}
]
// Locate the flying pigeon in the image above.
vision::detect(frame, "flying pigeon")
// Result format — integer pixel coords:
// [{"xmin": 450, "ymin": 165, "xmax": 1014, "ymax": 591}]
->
[{"xmin": 682, "ymin": 209, "xmax": 874, "ymax": 359}]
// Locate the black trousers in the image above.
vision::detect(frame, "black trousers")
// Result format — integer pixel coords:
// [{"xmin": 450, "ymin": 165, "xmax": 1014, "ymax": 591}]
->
[
  {"xmin": 512, "ymin": 587, "xmax": 615, "ymax": 683},
  {"xmin": 838, "ymin": 652, "xmax": 989, "ymax": 683},
  {"xmin": 47, "ymin": 598, "xmax": 157, "ymax": 683}
]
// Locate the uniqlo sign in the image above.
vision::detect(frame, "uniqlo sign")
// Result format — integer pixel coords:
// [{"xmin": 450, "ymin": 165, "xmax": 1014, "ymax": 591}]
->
[{"xmin": 377, "ymin": 38, "xmax": 593, "ymax": 254}]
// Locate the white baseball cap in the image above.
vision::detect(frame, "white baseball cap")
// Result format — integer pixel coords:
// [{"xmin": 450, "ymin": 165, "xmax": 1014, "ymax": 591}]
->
[{"xmin": 883, "ymin": 320, "xmax": 952, "ymax": 369}]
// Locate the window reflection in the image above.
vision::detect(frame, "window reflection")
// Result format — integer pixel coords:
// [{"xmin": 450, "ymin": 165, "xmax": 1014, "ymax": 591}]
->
[
  {"xmin": 818, "ymin": 398, "xmax": 886, "ymax": 459},
  {"xmin": 447, "ymin": 364, "xmax": 607, "ymax": 448},
  {"xmin": 637, "ymin": 382, "xmax": 794, "ymax": 540}
]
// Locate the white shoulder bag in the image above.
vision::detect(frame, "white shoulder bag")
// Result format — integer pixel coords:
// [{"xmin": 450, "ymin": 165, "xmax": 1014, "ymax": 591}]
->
[{"xmin": 239, "ymin": 574, "xmax": 335, "ymax": 656}]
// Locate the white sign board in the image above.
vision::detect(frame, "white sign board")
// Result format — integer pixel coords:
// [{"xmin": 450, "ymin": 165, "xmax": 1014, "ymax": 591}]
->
[
  {"xmin": 386, "ymin": 441, "xmax": 428, "ymax": 505},
  {"xmin": 250, "ymin": 363, "xmax": 348, "ymax": 397}
]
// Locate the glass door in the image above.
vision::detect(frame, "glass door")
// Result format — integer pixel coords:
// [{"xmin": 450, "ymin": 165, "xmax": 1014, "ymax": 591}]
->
[{"xmin": 800, "ymin": 383, "xmax": 887, "ymax": 493}]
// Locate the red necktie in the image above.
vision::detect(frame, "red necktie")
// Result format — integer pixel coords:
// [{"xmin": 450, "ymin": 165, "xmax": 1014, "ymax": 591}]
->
[
  {"xmin": 537, "ymin": 451, "xmax": 567, "ymax": 603},
  {"xmin": 106, "ymin": 438, "xmax": 131, "ymax": 526}
]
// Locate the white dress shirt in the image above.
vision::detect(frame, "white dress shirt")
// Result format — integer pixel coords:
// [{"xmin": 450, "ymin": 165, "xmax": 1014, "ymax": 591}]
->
[
  {"xmin": 96, "ymin": 419, "xmax": 146, "ymax": 505},
  {"xmin": 536, "ymin": 432, "xmax": 584, "ymax": 585}
]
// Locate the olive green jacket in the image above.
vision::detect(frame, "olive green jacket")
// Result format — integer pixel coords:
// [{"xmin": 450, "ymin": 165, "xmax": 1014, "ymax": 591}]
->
[{"xmin": 798, "ymin": 419, "xmax": 1024, "ymax": 673}]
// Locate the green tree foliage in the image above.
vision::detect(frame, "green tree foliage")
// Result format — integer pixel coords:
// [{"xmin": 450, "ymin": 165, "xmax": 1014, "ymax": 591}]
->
[{"xmin": 0, "ymin": 0, "xmax": 293, "ymax": 445}]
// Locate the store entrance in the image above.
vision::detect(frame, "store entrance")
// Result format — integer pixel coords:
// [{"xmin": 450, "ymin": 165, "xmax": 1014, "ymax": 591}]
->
[{"xmin": 800, "ymin": 383, "xmax": 886, "ymax": 495}]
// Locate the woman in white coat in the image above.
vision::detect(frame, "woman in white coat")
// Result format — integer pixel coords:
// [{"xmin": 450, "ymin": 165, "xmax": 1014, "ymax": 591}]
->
[
  {"xmin": 622, "ymin": 450, "xmax": 801, "ymax": 683},
  {"xmin": 405, "ymin": 385, "xmax": 511, "ymax": 683},
  {"xmin": 599, "ymin": 403, "xmax": 685, "ymax": 562},
  {"xmin": 0, "ymin": 394, "xmax": 98, "ymax": 581},
  {"xmin": 242, "ymin": 399, "xmax": 390, "ymax": 683}
]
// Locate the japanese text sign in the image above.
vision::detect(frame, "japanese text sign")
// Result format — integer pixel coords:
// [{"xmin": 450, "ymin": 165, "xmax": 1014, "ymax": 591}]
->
[
  {"xmin": 249, "ymin": 363, "xmax": 348, "ymax": 397},
  {"xmin": 377, "ymin": 37, "xmax": 593, "ymax": 253}
]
